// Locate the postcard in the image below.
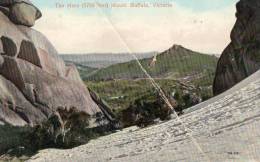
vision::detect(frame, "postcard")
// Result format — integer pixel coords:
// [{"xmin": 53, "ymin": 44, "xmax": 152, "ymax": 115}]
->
[{"xmin": 0, "ymin": 0, "xmax": 260, "ymax": 161}]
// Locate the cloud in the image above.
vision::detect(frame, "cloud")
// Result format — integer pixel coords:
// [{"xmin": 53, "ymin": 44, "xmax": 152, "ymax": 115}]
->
[{"xmin": 34, "ymin": 2, "xmax": 237, "ymax": 54}]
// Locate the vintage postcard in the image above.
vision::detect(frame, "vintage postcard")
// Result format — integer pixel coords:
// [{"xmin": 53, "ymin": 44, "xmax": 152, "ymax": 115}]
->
[{"xmin": 0, "ymin": 0, "xmax": 260, "ymax": 161}]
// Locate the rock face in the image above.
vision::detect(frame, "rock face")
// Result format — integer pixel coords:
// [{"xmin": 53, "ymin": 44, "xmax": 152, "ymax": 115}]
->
[
  {"xmin": 213, "ymin": 0, "xmax": 260, "ymax": 95},
  {"xmin": 0, "ymin": 7, "xmax": 111, "ymax": 128},
  {"xmin": 0, "ymin": 0, "xmax": 41, "ymax": 27}
]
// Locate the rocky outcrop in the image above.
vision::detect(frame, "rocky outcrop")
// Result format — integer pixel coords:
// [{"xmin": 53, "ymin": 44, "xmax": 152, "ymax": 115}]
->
[
  {"xmin": 0, "ymin": 0, "xmax": 41, "ymax": 27},
  {"xmin": 88, "ymin": 89, "xmax": 118, "ymax": 124},
  {"xmin": 213, "ymin": 0, "xmax": 260, "ymax": 95},
  {"xmin": 0, "ymin": 4, "xmax": 112, "ymax": 129}
]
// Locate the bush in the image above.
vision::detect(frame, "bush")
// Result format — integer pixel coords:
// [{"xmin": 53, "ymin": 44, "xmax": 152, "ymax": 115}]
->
[
  {"xmin": 29, "ymin": 107, "xmax": 95, "ymax": 149},
  {"xmin": 120, "ymin": 93, "xmax": 173, "ymax": 127},
  {"xmin": 0, "ymin": 107, "xmax": 116, "ymax": 160}
]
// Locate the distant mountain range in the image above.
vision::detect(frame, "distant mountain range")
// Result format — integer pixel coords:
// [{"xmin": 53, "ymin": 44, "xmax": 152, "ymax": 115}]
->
[
  {"xmin": 60, "ymin": 52, "xmax": 157, "ymax": 68},
  {"xmin": 81, "ymin": 45, "xmax": 218, "ymax": 84}
]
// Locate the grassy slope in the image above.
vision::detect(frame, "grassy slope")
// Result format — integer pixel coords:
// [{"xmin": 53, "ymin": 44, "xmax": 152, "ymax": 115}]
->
[
  {"xmin": 85, "ymin": 45, "xmax": 218, "ymax": 86},
  {"xmin": 86, "ymin": 79, "xmax": 211, "ymax": 116},
  {"xmin": 84, "ymin": 45, "xmax": 218, "ymax": 118}
]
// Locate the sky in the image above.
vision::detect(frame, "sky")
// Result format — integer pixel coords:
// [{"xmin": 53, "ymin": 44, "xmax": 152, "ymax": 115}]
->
[{"xmin": 32, "ymin": 0, "xmax": 239, "ymax": 54}]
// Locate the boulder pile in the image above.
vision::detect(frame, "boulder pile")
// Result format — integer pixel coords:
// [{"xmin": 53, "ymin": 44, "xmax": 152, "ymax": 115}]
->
[
  {"xmin": 0, "ymin": 0, "xmax": 41, "ymax": 27},
  {"xmin": 0, "ymin": 0, "xmax": 115, "ymax": 153}
]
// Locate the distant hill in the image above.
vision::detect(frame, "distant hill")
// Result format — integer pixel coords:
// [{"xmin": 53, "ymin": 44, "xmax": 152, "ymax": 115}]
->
[
  {"xmin": 61, "ymin": 52, "xmax": 157, "ymax": 68},
  {"xmin": 84, "ymin": 45, "xmax": 219, "ymax": 123},
  {"xmin": 84, "ymin": 45, "xmax": 218, "ymax": 85},
  {"xmin": 64, "ymin": 61, "xmax": 98, "ymax": 79}
]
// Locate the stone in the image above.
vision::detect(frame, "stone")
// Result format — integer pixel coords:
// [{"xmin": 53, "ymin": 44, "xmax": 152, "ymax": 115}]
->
[
  {"xmin": 36, "ymin": 48, "xmax": 62, "ymax": 76},
  {"xmin": 0, "ymin": 12, "xmax": 27, "ymax": 50},
  {"xmin": 0, "ymin": 6, "xmax": 115, "ymax": 128},
  {"xmin": 0, "ymin": 37, "xmax": 3, "ymax": 54},
  {"xmin": 0, "ymin": 75, "xmax": 46, "ymax": 126},
  {"xmin": 0, "ymin": 55, "xmax": 4, "ymax": 67},
  {"xmin": 15, "ymin": 57, "xmax": 103, "ymax": 118},
  {"xmin": 18, "ymin": 40, "xmax": 41, "ymax": 67},
  {"xmin": 0, "ymin": 56, "xmax": 26, "ymax": 91},
  {"xmin": 17, "ymin": 26, "xmax": 67, "ymax": 77},
  {"xmin": 0, "ymin": 0, "xmax": 42, "ymax": 27},
  {"xmin": 65, "ymin": 64, "xmax": 84, "ymax": 83},
  {"xmin": 9, "ymin": 2, "xmax": 38, "ymax": 27},
  {"xmin": 1, "ymin": 36, "xmax": 17, "ymax": 56},
  {"xmin": 0, "ymin": 6, "xmax": 9, "ymax": 17},
  {"xmin": 213, "ymin": 0, "xmax": 260, "ymax": 95},
  {"xmin": 88, "ymin": 89, "xmax": 119, "ymax": 125},
  {"xmin": 0, "ymin": 12, "xmax": 66, "ymax": 77}
]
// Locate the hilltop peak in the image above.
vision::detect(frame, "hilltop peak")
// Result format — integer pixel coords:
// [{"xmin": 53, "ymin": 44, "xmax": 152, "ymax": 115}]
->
[
  {"xmin": 169, "ymin": 44, "xmax": 191, "ymax": 52},
  {"xmin": 162, "ymin": 44, "xmax": 191, "ymax": 54},
  {"xmin": 171, "ymin": 44, "xmax": 183, "ymax": 50}
]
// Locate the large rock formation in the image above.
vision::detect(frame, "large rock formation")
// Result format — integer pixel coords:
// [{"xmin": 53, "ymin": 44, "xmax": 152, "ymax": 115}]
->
[
  {"xmin": 0, "ymin": 4, "xmax": 112, "ymax": 128},
  {"xmin": 213, "ymin": 0, "xmax": 260, "ymax": 95},
  {"xmin": 0, "ymin": 0, "xmax": 42, "ymax": 27}
]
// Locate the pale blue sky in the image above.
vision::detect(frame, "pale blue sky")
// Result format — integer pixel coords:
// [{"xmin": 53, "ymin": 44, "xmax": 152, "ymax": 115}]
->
[
  {"xmin": 33, "ymin": 0, "xmax": 240, "ymax": 54},
  {"xmin": 175, "ymin": 0, "xmax": 238, "ymax": 11},
  {"xmin": 33, "ymin": 0, "xmax": 239, "ymax": 12}
]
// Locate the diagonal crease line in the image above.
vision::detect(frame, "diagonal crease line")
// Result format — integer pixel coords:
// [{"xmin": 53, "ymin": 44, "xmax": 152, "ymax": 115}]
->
[{"xmin": 95, "ymin": 2, "xmax": 211, "ymax": 162}]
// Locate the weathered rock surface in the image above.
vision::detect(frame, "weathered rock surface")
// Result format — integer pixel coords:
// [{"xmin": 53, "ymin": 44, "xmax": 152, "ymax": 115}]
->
[
  {"xmin": 213, "ymin": 0, "xmax": 260, "ymax": 95},
  {"xmin": 28, "ymin": 70, "xmax": 260, "ymax": 162},
  {"xmin": 0, "ymin": 75, "xmax": 45, "ymax": 126},
  {"xmin": 0, "ymin": 6, "xmax": 112, "ymax": 128},
  {"xmin": 0, "ymin": 0, "xmax": 41, "ymax": 27}
]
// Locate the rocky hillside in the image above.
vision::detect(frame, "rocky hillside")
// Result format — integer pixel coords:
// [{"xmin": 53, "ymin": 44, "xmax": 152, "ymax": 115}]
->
[
  {"xmin": 84, "ymin": 45, "xmax": 218, "ymax": 85},
  {"xmin": 0, "ymin": 0, "xmax": 116, "ymax": 154},
  {"xmin": 213, "ymin": 0, "xmax": 260, "ymax": 95},
  {"xmin": 28, "ymin": 69, "xmax": 260, "ymax": 162}
]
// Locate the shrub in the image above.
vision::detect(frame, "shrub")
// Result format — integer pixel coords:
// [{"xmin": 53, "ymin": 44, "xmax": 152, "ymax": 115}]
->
[{"xmin": 120, "ymin": 93, "xmax": 173, "ymax": 128}]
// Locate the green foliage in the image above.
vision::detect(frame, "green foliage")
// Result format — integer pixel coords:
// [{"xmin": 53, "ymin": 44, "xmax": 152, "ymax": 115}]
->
[
  {"xmin": 29, "ymin": 108, "xmax": 95, "ymax": 150},
  {"xmin": 86, "ymin": 79, "xmax": 211, "ymax": 127},
  {"xmin": 84, "ymin": 48, "xmax": 218, "ymax": 85},
  {"xmin": 0, "ymin": 124, "xmax": 31, "ymax": 155},
  {"xmin": 121, "ymin": 93, "xmax": 172, "ymax": 127},
  {"xmin": 0, "ymin": 109, "xmax": 114, "ymax": 161},
  {"xmin": 81, "ymin": 48, "xmax": 217, "ymax": 128},
  {"xmin": 80, "ymin": 48, "xmax": 218, "ymax": 127}
]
